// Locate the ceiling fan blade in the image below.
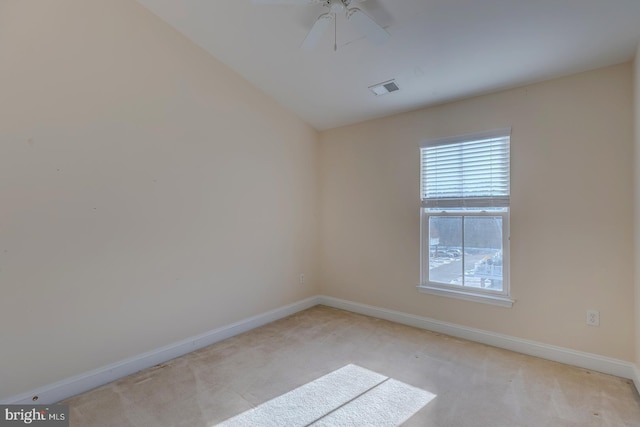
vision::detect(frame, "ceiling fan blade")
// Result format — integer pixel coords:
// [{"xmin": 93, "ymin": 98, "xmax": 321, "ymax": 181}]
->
[
  {"xmin": 346, "ymin": 8, "xmax": 390, "ymax": 45},
  {"xmin": 252, "ymin": 0, "xmax": 317, "ymax": 4},
  {"xmin": 301, "ymin": 13, "xmax": 334, "ymax": 50}
]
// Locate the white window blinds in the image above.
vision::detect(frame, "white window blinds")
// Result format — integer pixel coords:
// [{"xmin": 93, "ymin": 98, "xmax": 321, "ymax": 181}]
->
[{"xmin": 420, "ymin": 129, "xmax": 510, "ymax": 209}]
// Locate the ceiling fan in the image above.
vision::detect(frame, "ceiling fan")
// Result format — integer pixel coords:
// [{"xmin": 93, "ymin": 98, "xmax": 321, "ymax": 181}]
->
[{"xmin": 253, "ymin": 0, "xmax": 390, "ymax": 50}]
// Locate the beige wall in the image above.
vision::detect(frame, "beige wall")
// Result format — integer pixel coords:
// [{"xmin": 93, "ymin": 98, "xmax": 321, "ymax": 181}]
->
[
  {"xmin": 319, "ymin": 63, "xmax": 635, "ymax": 361},
  {"xmin": 0, "ymin": 0, "xmax": 319, "ymax": 400}
]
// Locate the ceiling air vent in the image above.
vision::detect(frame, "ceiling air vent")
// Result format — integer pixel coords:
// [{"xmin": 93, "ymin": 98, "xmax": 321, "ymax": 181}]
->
[{"xmin": 369, "ymin": 79, "xmax": 400, "ymax": 96}]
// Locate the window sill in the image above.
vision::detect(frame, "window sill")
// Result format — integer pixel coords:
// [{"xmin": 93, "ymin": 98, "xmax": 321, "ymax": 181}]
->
[{"xmin": 417, "ymin": 285, "xmax": 514, "ymax": 308}]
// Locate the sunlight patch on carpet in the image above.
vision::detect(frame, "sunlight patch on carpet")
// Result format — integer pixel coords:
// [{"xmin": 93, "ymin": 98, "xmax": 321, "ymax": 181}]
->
[{"xmin": 215, "ymin": 364, "xmax": 436, "ymax": 427}]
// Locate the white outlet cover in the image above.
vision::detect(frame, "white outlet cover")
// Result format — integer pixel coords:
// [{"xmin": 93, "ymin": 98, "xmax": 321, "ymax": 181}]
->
[{"xmin": 586, "ymin": 310, "xmax": 600, "ymax": 326}]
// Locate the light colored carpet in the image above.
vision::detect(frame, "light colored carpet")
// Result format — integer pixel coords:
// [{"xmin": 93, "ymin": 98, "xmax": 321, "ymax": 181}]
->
[
  {"xmin": 216, "ymin": 364, "xmax": 434, "ymax": 427},
  {"xmin": 310, "ymin": 376, "xmax": 435, "ymax": 427},
  {"xmin": 62, "ymin": 306, "xmax": 640, "ymax": 426}
]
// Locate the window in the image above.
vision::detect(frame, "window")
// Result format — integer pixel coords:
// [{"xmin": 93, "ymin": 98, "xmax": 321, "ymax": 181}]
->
[{"xmin": 418, "ymin": 129, "xmax": 513, "ymax": 307}]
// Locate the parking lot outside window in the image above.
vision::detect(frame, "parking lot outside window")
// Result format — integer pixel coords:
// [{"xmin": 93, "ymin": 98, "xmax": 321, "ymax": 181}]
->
[{"xmin": 418, "ymin": 129, "xmax": 513, "ymax": 307}]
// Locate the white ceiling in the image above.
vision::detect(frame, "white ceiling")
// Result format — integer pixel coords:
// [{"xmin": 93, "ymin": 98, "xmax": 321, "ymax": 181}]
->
[{"xmin": 136, "ymin": 0, "xmax": 640, "ymax": 131}]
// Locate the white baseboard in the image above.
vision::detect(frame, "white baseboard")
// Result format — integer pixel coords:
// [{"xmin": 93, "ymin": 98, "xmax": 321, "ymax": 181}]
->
[
  {"xmin": 3, "ymin": 294, "xmax": 637, "ymax": 404},
  {"xmin": 0, "ymin": 296, "xmax": 320, "ymax": 405},
  {"xmin": 318, "ymin": 296, "xmax": 639, "ymax": 382}
]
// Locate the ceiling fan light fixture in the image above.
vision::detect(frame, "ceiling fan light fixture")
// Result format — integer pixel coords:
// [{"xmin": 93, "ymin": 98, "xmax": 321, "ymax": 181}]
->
[
  {"xmin": 369, "ymin": 79, "xmax": 400, "ymax": 96},
  {"xmin": 328, "ymin": 0, "xmax": 345, "ymax": 13},
  {"xmin": 256, "ymin": 0, "xmax": 390, "ymax": 50}
]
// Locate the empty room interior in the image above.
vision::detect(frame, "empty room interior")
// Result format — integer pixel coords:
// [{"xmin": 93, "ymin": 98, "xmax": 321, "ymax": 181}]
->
[{"xmin": 2, "ymin": 0, "xmax": 640, "ymax": 425}]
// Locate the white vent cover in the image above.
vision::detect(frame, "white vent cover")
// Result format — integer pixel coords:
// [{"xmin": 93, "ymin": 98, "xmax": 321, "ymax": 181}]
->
[{"xmin": 369, "ymin": 79, "xmax": 400, "ymax": 96}]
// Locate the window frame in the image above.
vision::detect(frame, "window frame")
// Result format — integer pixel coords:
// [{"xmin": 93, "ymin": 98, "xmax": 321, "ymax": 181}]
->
[{"xmin": 417, "ymin": 129, "xmax": 514, "ymax": 308}]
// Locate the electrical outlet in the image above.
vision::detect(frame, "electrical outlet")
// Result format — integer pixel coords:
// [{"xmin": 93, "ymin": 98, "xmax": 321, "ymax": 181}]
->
[
  {"xmin": 586, "ymin": 310, "xmax": 600, "ymax": 327},
  {"xmin": 299, "ymin": 274, "xmax": 305, "ymax": 284}
]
